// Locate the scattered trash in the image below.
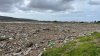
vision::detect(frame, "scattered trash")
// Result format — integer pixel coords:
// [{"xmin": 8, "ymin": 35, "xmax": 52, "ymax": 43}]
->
[
  {"xmin": 43, "ymin": 48, "xmax": 46, "ymax": 51},
  {"xmin": 68, "ymin": 36, "xmax": 76, "ymax": 39},
  {"xmin": 48, "ymin": 40, "xmax": 56, "ymax": 48},
  {"xmin": 0, "ymin": 35, "xmax": 9, "ymax": 41},
  {"xmin": 9, "ymin": 38, "xmax": 13, "ymax": 40}
]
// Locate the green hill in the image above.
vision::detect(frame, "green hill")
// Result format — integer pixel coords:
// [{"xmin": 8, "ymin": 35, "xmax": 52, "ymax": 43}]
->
[
  {"xmin": 0, "ymin": 16, "xmax": 37, "ymax": 22},
  {"xmin": 42, "ymin": 32, "xmax": 100, "ymax": 56}
]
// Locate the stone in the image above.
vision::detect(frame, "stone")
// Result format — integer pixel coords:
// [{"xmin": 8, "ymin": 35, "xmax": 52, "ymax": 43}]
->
[
  {"xmin": 0, "ymin": 49, "xmax": 2, "ymax": 51},
  {"xmin": 9, "ymin": 38, "xmax": 13, "ymax": 40}
]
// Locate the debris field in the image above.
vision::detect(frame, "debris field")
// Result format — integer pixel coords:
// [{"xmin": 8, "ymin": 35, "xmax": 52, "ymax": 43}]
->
[{"xmin": 0, "ymin": 22, "xmax": 100, "ymax": 56}]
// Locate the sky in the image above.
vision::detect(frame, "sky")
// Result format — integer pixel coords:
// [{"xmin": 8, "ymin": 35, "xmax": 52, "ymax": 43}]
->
[{"xmin": 0, "ymin": 0, "xmax": 100, "ymax": 22}]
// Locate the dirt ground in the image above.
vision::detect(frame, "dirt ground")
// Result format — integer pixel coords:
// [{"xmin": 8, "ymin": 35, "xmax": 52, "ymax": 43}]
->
[{"xmin": 0, "ymin": 22, "xmax": 100, "ymax": 56}]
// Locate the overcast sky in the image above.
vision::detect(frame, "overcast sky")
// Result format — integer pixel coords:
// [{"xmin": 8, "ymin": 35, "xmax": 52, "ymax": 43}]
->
[{"xmin": 0, "ymin": 0, "xmax": 100, "ymax": 22}]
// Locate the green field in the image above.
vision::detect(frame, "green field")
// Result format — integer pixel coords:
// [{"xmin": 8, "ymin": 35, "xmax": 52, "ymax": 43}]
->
[{"xmin": 42, "ymin": 32, "xmax": 100, "ymax": 56}]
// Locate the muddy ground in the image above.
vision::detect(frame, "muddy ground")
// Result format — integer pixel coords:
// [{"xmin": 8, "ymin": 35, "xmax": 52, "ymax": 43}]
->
[{"xmin": 0, "ymin": 22, "xmax": 100, "ymax": 56}]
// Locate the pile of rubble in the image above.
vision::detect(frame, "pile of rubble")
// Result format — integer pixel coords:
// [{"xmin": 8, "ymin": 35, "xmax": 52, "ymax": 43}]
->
[{"xmin": 0, "ymin": 23, "xmax": 100, "ymax": 56}]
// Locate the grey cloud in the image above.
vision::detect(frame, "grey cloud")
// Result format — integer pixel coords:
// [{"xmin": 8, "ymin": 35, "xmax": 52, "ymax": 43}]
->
[
  {"xmin": 0, "ymin": 0, "xmax": 75, "ymax": 12},
  {"xmin": 22, "ymin": 0, "xmax": 74, "ymax": 12},
  {"xmin": 89, "ymin": 1, "xmax": 100, "ymax": 5},
  {"xmin": 0, "ymin": 0, "xmax": 23, "ymax": 12}
]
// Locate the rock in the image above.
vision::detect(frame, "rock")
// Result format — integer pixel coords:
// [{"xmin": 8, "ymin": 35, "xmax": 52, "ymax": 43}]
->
[
  {"xmin": 43, "ymin": 28, "xmax": 50, "ymax": 31},
  {"xmin": 40, "ymin": 41, "xmax": 45, "ymax": 44},
  {"xmin": 16, "ymin": 48, "xmax": 22, "ymax": 53},
  {"xmin": 63, "ymin": 39, "xmax": 69, "ymax": 43},
  {"xmin": 23, "ymin": 48, "xmax": 32, "ymax": 55},
  {"xmin": 38, "ymin": 52, "xmax": 43, "ymax": 56},
  {"xmin": 26, "ymin": 42, "xmax": 33, "ymax": 48},
  {"xmin": 0, "ymin": 49, "xmax": 2, "ymax": 51},
  {"xmin": 35, "ymin": 30, "xmax": 41, "ymax": 33},
  {"xmin": 35, "ymin": 44, "xmax": 38, "ymax": 48}
]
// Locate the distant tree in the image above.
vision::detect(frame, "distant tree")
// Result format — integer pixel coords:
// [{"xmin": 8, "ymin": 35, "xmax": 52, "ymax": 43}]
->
[
  {"xmin": 79, "ymin": 21, "xmax": 85, "ymax": 23},
  {"xmin": 96, "ymin": 21, "xmax": 100, "ymax": 23},
  {"xmin": 53, "ymin": 20, "xmax": 58, "ymax": 23}
]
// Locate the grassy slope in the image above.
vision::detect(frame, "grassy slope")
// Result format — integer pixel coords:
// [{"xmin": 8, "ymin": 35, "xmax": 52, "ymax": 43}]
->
[{"xmin": 42, "ymin": 32, "xmax": 100, "ymax": 56}]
